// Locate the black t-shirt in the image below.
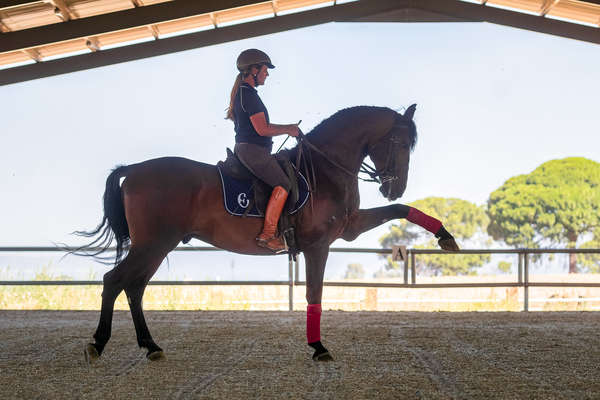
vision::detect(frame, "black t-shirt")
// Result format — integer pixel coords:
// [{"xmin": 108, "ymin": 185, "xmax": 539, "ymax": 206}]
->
[{"xmin": 233, "ymin": 83, "xmax": 272, "ymax": 148}]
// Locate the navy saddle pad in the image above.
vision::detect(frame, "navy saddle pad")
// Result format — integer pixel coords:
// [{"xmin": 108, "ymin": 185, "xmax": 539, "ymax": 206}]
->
[{"xmin": 217, "ymin": 167, "xmax": 310, "ymax": 217}]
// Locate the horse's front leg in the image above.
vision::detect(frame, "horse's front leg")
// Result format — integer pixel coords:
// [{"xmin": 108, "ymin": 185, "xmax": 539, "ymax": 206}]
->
[
  {"xmin": 303, "ymin": 245, "xmax": 334, "ymax": 362},
  {"xmin": 341, "ymin": 204, "xmax": 459, "ymax": 251}
]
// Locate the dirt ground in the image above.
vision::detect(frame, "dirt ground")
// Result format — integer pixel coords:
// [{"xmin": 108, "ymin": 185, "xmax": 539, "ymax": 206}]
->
[{"xmin": 1, "ymin": 310, "xmax": 599, "ymax": 399}]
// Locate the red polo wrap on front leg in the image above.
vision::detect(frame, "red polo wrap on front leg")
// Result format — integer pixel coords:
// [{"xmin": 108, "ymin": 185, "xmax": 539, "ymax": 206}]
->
[
  {"xmin": 307, "ymin": 304, "xmax": 322, "ymax": 343},
  {"xmin": 407, "ymin": 207, "xmax": 442, "ymax": 234}
]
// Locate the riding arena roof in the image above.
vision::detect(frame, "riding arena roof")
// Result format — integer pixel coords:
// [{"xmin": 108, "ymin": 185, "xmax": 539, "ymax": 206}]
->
[{"xmin": 1, "ymin": 0, "xmax": 599, "ymax": 85}]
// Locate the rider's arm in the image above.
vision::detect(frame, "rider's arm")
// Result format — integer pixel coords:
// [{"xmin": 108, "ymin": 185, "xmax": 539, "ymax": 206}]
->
[{"xmin": 250, "ymin": 112, "xmax": 299, "ymax": 137}]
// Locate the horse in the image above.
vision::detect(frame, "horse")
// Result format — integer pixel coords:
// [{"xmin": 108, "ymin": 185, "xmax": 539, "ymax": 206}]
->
[{"xmin": 78, "ymin": 104, "xmax": 459, "ymax": 364}]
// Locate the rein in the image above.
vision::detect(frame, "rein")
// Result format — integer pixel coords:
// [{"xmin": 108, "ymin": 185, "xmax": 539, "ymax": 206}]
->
[{"xmin": 276, "ymin": 119, "xmax": 411, "ymax": 204}]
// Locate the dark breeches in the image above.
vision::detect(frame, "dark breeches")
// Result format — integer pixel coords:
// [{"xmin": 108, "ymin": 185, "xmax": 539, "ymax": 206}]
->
[{"xmin": 234, "ymin": 143, "xmax": 291, "ymax": 191}]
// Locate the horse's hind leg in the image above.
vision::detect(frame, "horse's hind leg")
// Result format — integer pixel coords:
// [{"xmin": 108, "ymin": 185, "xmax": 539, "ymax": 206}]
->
[
  {"xmin": 125, "ymin": 282, "xmax": 164, "ymax": 360},
  {"xmin": 85, "ymin": 256, "xmax": 132, "ymax": 363},
  {"xmin": 124, "ymin": 258, "xmax": 166, "ymax": 360},
  {"xmin": 85, "ymin": 245, "xmax": 170, "ymax": 363}
]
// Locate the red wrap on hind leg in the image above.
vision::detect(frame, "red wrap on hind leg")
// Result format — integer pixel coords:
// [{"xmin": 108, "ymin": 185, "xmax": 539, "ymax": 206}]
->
[{"xmin": 307, "ymin": 304, "xmax": 322, "ymax": 343}]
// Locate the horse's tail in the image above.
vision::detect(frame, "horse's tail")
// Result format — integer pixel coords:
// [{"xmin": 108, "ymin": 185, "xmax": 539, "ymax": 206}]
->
[{"xmin": 71, "ymin": 165, "xmax": 130, "ymax": 266}]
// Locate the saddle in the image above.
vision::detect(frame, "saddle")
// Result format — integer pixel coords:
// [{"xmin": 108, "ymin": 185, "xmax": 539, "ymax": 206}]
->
[{"xmin": 213, "ymin": 149, "xmax": 310, "ymax": 254}]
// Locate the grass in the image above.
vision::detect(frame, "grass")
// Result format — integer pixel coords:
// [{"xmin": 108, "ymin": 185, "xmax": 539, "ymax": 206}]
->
[{"xmin": 1, "ymin": 267, "xmax": 599, "ymax": 311}]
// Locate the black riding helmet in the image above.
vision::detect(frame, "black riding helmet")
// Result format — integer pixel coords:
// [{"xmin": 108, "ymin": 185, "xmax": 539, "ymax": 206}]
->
[{"xmin": 236, "ymin": 49, "xmax": 275, "ymax": 72}]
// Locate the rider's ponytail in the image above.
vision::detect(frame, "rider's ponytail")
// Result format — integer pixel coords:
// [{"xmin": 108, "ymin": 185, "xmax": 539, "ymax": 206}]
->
[{"xmin": 226, "ymin": 72, "xmax": 243, "ymax": 120}]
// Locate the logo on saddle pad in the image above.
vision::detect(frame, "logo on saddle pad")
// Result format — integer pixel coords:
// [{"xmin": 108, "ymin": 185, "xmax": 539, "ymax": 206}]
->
[
  {"xmin": 237, "ymin": 193, "xmax": 250, "ymax": 208},
  {"xmin": 217, "ymin": 166, "xmax": 309, "ymax": 218}
]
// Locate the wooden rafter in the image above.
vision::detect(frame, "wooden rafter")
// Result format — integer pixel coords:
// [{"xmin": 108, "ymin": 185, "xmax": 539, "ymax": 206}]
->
[
  {"xmin": 50, "ymin": 0, "xmax": 74, "ymax": 20},
  {"xmin": 2, "ymin": 0, "xmax": 600, "ymax": 86},
  {"xmin": 540, "ymin": 0, "xmax": 561, "ymax": 16},
  {"xmin": 131, "ymin": 0, "xmax": 143, "ymax": 7},
  {"xmin": 147, "ymin": 24, "xmax": 159, "ymax": 39},
  {"xmin": 22, "ymin": 48, "xmax": 41, "ymax": 61},
  {"xmin": 85, "ymin": 36, "xmax": 99, "ymax": 51},
  {"xmin": 0, "ymin": 15, "xmax": 10, "ymax": 32},
  {"xmin": 0, "ymin": 0, "xmax": 259, "ymax": 52},
  {"xmin": 209, "ymin": 12, "xmax": 217, "ymax": 27}
]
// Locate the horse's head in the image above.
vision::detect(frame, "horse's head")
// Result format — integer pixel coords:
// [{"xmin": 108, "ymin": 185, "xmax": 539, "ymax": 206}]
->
[{"xmin": 367, "ymin": 104, "xmax": 418, "ymax": 201}]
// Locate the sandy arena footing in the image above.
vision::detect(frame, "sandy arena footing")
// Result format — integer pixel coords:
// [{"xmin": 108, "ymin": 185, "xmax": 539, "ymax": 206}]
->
[{"xmin": 1, "ymin": 310, "xmax": 598, "ymax": 399}]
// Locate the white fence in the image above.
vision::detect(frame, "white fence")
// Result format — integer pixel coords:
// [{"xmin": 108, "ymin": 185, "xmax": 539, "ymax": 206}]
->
[{"xmin": 1, "ymin": 246, "xmax": 599, "ymax": 311}]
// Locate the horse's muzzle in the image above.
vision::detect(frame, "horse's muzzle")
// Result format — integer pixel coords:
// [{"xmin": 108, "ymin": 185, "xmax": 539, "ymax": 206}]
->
[{"xmin": 379, "ymin": 181, "xmax": 405, "ymax": 201}]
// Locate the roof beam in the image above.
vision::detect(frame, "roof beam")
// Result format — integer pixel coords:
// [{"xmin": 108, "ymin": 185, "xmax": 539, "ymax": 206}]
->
[
  {"xmin": 413, "ymin": 0, "xmax": 600, "ymax": 44},
  {"xmin": 540, "ymin": 0, "xmax": 561, "ymax": 16},
  {"xmin": 22, "ymin": 48, "xmax": 40, "ymax": 61},
  {"xmin": 0, "ymin": 0, "xmax": 41, "ymax": 9},
  {"xmin": 0, "ymin": 0, "xmax": 263, "ymax": 52},
  {"xmin": 0, "ymin": 0, "xmax": 406, "ymax": 84},
  {"xmin": 50, "ymin": 0, "xmax": 74, "ymax": 21},
  {"xmin": 0, "ymin": 18, "xmax": 10, "ymax": 32},
  {"xmin": 2, "ymin": 0, "xmax": 599, "ymax": 53},
  {"xmin": 1, "ymin": 0, "xmax": 599, "ymax": 85}
]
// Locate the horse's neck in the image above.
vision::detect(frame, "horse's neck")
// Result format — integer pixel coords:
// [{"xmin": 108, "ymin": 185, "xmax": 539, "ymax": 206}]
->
[{"xmin": 309, "ymin": 109, "xmax": 392, "ymax": 174}]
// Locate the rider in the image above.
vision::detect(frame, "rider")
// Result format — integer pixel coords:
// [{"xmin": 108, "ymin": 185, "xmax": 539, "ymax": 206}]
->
[{"xmin": 226, "ymin": 49, "xmax": 300, "ymax": 253}]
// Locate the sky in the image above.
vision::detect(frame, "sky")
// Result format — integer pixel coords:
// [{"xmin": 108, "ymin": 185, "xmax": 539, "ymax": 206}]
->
[{"xmin": 1, "ymin": 19, "xmax": 599, "ymax": 280}]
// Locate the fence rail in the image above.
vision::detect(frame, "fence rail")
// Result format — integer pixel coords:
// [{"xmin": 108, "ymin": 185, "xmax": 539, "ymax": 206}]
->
[{"xmin": 1, "ymin": 246, "xmax": 599, "ymax": 311}]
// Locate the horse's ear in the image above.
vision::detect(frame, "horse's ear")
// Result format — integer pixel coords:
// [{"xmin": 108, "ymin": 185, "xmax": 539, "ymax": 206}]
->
[{"xmin": 404, "ymin": 104, "xmax": 417, "ymax": 120}]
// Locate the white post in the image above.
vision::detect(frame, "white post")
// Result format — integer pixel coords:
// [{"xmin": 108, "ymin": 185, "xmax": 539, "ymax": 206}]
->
[
  {"xmin": 288, "ymin": 255, "xmax": 294, "ymax": 311},
  {"xmin": 523, "ymin": 252, "xmax": 529, "ymax": 312}
]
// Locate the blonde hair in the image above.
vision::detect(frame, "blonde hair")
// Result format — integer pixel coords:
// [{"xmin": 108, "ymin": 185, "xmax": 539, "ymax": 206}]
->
[
  {"xmin": 226, "ymin": 65, "xmax": 262, "ymax": 120},
  {"xmin": 226, "ymin": 72, "xmax": 243, "ymax": 121}
]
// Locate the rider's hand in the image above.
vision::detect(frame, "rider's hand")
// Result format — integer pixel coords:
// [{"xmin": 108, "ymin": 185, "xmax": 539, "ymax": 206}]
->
[{"xmin": 288, "ymin": 124, "xmax": 300, "ymax": 137}]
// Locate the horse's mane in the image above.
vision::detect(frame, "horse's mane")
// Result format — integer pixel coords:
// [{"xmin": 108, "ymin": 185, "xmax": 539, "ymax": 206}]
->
[
  {"xmin": 305, "ymin": 106, "xmax": 386, "ymax": 140},
  {"xmin": 294, "ymin": 105, "xmax": 418, "ymax": 151}
]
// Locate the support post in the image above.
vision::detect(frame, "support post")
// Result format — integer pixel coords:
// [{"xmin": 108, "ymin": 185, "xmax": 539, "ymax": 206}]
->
[
  {"xmin": 403, "ymin": 252, "xmax": 409, "ymax": 285},
  {"xmin": 523, "ymin": 252, "xmax": 529, "ymax": 312},
  {"xmin": 410, "ymin": 251, "xmax": 416, "ymax": 285},
  {"xmin": 288, "ymin": 255, "xmax": 294, "ymax": 311},
  {"xmin": 518, "ymin": 252, "xmax": 523, "ymax": 284}
]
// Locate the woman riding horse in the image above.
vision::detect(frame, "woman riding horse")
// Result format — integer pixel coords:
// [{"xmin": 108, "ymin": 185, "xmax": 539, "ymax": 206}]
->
[
  {"xmin": 227, "ymin": 49, "xmax": 300, "ymax": 253},
  {"xmin": 78, "ymin": 72, "xmax": 460, "ymax": 363}
]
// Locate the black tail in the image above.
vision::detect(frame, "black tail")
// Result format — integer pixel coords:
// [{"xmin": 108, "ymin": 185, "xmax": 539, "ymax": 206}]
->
[{"xmin": 71, "ymin": 165, "xmax": 130, "ymax": 266}]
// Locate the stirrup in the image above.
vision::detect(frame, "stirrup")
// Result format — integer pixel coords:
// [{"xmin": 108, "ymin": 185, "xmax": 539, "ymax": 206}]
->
[{"xmin": 256, "ymin": 236, "xmax": 287, "ymax": 253}]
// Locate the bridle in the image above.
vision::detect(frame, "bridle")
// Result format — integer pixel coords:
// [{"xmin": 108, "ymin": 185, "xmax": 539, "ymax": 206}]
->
[
  {"xmin": 277, "ymin": 117, "xmax": 412, "ymax": 203},
  {"xmin": 359, "ymin": 119, "xmax": 412, "ymax": 184}
]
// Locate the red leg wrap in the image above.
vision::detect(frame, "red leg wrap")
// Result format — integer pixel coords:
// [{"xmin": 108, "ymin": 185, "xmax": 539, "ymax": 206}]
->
[
  {"xmin": 407, "ymin": 207, "xmax": 442, "ymax": 234},
  {"xmin": 307, "ymin": 304, "xmax": 322, "ymax": 343}
]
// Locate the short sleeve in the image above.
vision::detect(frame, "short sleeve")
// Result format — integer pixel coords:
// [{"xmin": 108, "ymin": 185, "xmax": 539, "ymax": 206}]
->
[{"xmin": 240, "ymin": 87, "xmax": 264, "ymax": 117}]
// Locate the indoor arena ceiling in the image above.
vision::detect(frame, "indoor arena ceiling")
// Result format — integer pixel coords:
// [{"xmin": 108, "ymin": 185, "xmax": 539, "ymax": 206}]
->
[{"xmin": 1, "ymin": 0, "xmax": 599, "ymax": 85}]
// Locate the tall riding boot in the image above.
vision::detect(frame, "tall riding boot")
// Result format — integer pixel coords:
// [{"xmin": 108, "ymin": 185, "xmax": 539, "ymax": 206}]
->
[{"xmin": 257, "ymin": 186, "xmax": 288, "ymax": 253}]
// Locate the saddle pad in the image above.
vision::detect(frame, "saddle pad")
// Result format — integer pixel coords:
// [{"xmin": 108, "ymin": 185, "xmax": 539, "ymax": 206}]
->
[{"xmin": 217, "ymin": 166, "xmax": 310, "ymax": 217}]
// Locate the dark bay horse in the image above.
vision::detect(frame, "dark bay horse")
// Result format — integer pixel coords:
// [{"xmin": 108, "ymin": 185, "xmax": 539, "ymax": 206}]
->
[{"xmin": 79, "ymin": 104, "xmax": 459, "ymax": 363}]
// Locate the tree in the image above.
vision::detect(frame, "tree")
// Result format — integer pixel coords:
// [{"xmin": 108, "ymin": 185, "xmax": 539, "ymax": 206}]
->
[
  {"xmin": 344, "ymin": 263, "xmax": 365, "ymax": 280},
  {"xmin": 578, "ymin": 228, "xmax": 600, "ymax": 273},
  {"xmin": 379, "ymin": 197, "xmax": 491, "ymax": 276},
  {"xmin": 487, "ymin": 157, "xmax": 600, "ymax": 273},
  {"xmin": 497, "ymin": 261, "xmax": 512, "ymax": 273}
]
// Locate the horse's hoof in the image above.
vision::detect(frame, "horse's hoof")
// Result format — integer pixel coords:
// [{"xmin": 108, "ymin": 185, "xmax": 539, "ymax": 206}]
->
[
  {"xmin": 313, "ymin": 351, "xmax": 334, "ymax": 362},
  {"xmin": 147, "ymin": 350, "xmax": 166, "ymax": 361},
  {"xmin": 84, "ymin": 343, "xmax": 100, "ymax": 364}
]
